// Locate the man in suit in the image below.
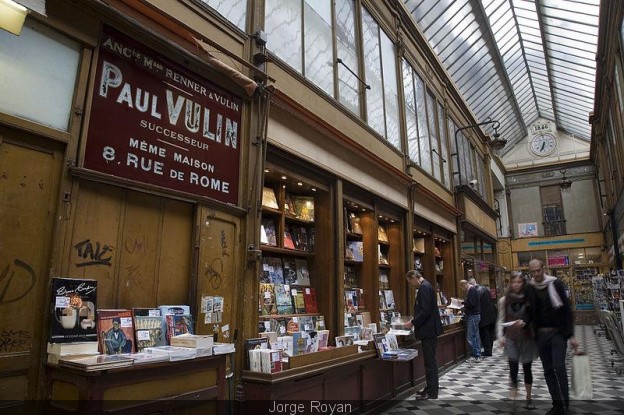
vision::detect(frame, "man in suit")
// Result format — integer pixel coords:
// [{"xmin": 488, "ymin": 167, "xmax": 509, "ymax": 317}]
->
[
  {"xmin": 404, "ymin": 270, "xmax": 443, "ymax": 400},
  {"xmin": 469, "ymin": 278, "xmax": 496, "ymax": 356}
]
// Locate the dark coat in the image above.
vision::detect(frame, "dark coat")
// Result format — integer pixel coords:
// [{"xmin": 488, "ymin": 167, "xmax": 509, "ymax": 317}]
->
[
  {"xmin": 464, "ymin": 285, "xmax": 481, "ymax": 315},
  {"xmin": 477, "ymin": 285, "xmax": 496, "ymax": 326},
  {"xmin": 526, "ymin": 278, "xmax": 574, "ymax": 339},
  {"xmin": 411, "ymin": 279, "xmax": 443, "ymax": 339}
]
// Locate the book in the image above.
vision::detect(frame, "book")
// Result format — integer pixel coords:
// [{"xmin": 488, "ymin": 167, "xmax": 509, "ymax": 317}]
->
[
  {"xmin": 245, "ymin": 337, "xmax": 269, "ymax": 370},
  {"xmin": 262, "ymin": 186, "xmax": 279, "ymax": 209},
  {"xmin": 295, "ymin": 259, "xmax": 311, "ymax": 285},
  {"xmin": 292, "ymin": 332, "xmax": 306, "ymax": 355},
  {"xmin": 132, "ymin": 308, "xmax": 165, "ymax": 352},
  {"xmin": 284, "ymin": 228, "xmax": 296, "ymax": 250},
  {"xmin": 291, "ymin": 288, "xmax": 306, "ymax": 314},
  {"xmin": 292, "ymin": 196, "xmax": 314, "ymax": 221},
  {"xmin": 314, "ymin": 315, "xmax": 326, "ymax": 330},
  {"xmin": 276, "ymin": 335, "xmax": 294, "ymax": 357},
  {"xmin": 274, "ymin": 284, "xmax": 295, "ymax": 315},
  {"xmin": 298, "ymin": 315, "xmax": 314, "ymax": 332},
  {"xmin": 335, "ymin": 335, "xmax": 354, "ymax": 347},
  {"xmin": 97, "ymin": 309, "xmax": 135, "ymax": 354},
  {"xmin": 346, "ymin": 241, "xmax": 364, "ymax": 262},
  {"xmin": 260, "ymin": 224, "xmax": 268, "ymax": 245},
  {"xmin": 259, "ymin": 331, "xmax": 278, "ymax": 348},
  {"xmin": 284, "ymin": 194, "xmax": 296, "ymax": 217},
  {"xmin": 413, "ymin": 237, "xmax": 425, "ymax": 253},
  {"xmin": 261, "ymin": 218, "xmax": 277, "ymax": 246},
  {"xmin": 144, "ymin": 345, "xmax": 196, "ymax": 361},
  {"xmin": 379, "ymin": 245, "xmax": 389, "ymax": 265},
  {"xmin": 126, "ymin": 352, "xmax": 170, "ymax": 365},
  {"xmin": 261, "ymin": 257, "xmax": 284, "ymax": 284},
  {"xmin": 213, "ymin": 342, "xmax": 236, "ymax": 355},
  {"xmin": 59, "ymin": 354, "xmax": 134, "ymax": 371},
  {"xmin": 170, "ymin": 333, "xmax": 213, "ymax": 350},
  {"xmin": 292, "ymin": 226, "xmax": 310, "ymax": 251},
  {"xmin": 47, "ymin": 342, "xmax": 99, "ymax": 364},
  {"xmin": 381, "ymin": 290, "xmax": 395, "ymax": 310},
  {"xmin": 50, "ymin": 277, "xmax": 98, "ymax": 343},
  {"xmin": 349, "ymin": 213, "xmax": 362, "ymax": 234},
  {"xmin": 259, "ymin": 283, "xmax": 277, "ymax": 315},
  {"xmin": 158, "ymin": 305, "xmax": 191, "ymax": 344},
  {"xmin": 317, "ymin": 330, "xmax": 330, "ymax": 349},
  {"xmin": 258, "ymin": 349, "xmax": 283, "ymax": 373},
  {"xmin": 378, "ymin": 225, "xmax": 389, "ymax": 242},
  {"xmin": 282, "ymin": 258, "xmax": 298, "ymax": 285},
  {"xmin": 303, "ymin": 287, "xmax": 319, "ymax": 313}
]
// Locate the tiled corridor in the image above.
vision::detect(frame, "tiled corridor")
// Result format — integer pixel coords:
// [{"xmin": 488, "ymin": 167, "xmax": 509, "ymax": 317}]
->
[{"xmin": 382, "ymin": 325, "xmax": 624, "ymax": 414}]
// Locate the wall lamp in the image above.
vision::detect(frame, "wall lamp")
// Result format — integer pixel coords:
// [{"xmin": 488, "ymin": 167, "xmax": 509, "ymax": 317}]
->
[
  {"xmin": 451, "ymin": 119, "xmax": 506, "ymax": 186},
  {"xmin": 559, "ymin": 169, "xmax": 572, "ymax": 192}
]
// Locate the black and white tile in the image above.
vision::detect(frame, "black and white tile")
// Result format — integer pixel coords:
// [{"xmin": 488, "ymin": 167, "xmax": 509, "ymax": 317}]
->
[{"xmin": 381, "ymin": 325, "xmax": 624, "ymax": 414}]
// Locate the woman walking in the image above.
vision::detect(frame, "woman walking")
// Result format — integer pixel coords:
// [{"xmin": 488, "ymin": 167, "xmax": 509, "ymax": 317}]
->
[{"xmin": 497, "ymin": 272, "xmax": 538, "ymax": 408}]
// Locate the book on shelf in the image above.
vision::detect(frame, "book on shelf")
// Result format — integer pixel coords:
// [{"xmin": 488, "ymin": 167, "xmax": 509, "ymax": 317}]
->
[
  {"xmin": 335, "ymin": 335, "xmax": 354, "ymax": 347},
  {"xmin": 259, "ymin": 331, "xmax": 278, "ymax": 348},
  {"xmin": 298, "ymin": 315, "xmax": 315, "ymax": 332},
  {"xmin": 126, "ymin": 352, "xmax": 170, "ymax": 365},
  {"xmin": 379, "ymin": 269, "xmax": 389, "ymax": 290},
  {"xmin": 144, "ymin": 345, "xmax": 196, "ymax": 361},
  {"xmin": 47, "ymin": 341, "xmax": 99, "ymax": 364},
  {"xmin": 213, "ymin": 342, "xmax": 235, "ymax": 355},
  {"xmin": 344, "ymin": 208, "xmax": 351, "ymax": 233},
  {"xmin": 413, "ymin": 237, "xmax": 425, "ymax": 254},
  {"xmin": 261, "ymin": 218, "xmax": 277, "ymax": 246},
  {"xmin": 262, "ymin": 186, "xmax": 279, "ymax": 209},
  {"xmin": 344, "ymin": 266, "xmax": 358, "ymax": 289},
  {"xmin": 259, "ymin": 283, "xmax": 277, "ymax": 315},
  {"xmin": 97, "ymin": 309, "xmax": 135, "ymax": 354},
  {"xmin": 245, "ymin": 337, "xmax": 269, "ymax": 370},
  {"xmin": 295, "ymin": 258, "xmax": 311, "ymax": 285},
  {"xmin": 378, "ymin": 245, "xmax": 389, "ymax": 265},
  {"xmin": 317, "ymin": 330, "xmax": 330, "ymax": 349},
  {"xmin": 378, "ymin": 225, "xmax": 389, "ymax": 243},
  {"xmin": 292, "ymin": 196, "xmax": 314, "ymax": 222},
  {"xmin": 306, "ymin": 331, "xmax": 319, "ymax": 353},
  {"xmin": 346, "ymin": 241, "xmax": 364, "ymax": 262},
  {"xmin": 274, "ymin": 284, "xmax": 295, "ymax": 315},
  {"xmin": 283, "ymin": 228, "xmax": 296, "ymax": 250},
  {"xmin": 59, "ymin": 354, "xmax": 134, "ymax": 371},
  {"xmin": 303, "ymin": 287, "xmax": 319, "ymax": 313},
  {"xmin": 133, "ymin": 308, "xmax": 165, "ymax": 351},
  {"xmin": 292, "ymin": 331, "xmax": 307, "ymax": 355},
  {"xmin": 284, "ymin": 194, "xmax": 296, "ymax": 216},
  {"xmin": 260, "ymin": 224, "xmax": 268, "ymax": 245},
  {"xmin": 291, "ymin": 288, "xmax": 306, "ymax": 314},
  {"xmin": 282, "ymin": 258, "xmax": 298, "ymax": 285},
  {"xmin": 261, "ymin": 257, "xmax": 284, "ymax": 284},
  {"xmin": 50, "ymin": 277, "xmax": 98, "ymax": 343},
  {"xmin": 344, "ymin": 290, "xmax": 358, "ymax": 313},
  {"xmin": 250, "ymin": 348, "xmax": 283, "ymax": 373},
  {"xmin": 380, "ymin": 290, "xmax": 395, "ymax": 310},
  {"xmin": 349, "ymin": 213, "xmax": 363, "ymax": 235},
  {"xmin": 276, "ymin": 335, "xmax": 294, "ymax": 357}
]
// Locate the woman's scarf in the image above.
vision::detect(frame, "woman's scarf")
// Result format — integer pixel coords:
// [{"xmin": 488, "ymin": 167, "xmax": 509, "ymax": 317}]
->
[{"xmin": 529, "ymin": 275, "xmax": 563, "ymax": 309}]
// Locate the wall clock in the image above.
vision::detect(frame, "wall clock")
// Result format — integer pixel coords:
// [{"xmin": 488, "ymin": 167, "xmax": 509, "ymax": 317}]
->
[{"xmin": 529, "ymin": 133, "xmax": 557, "ymax": 156}]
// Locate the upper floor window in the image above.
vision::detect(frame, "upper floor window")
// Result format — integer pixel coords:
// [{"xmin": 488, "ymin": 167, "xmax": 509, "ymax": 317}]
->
[
  {"xmin": 540, "ymin": 185, "xmax": 566, "ymax": 236},
  {"xmin": 199, "ymin": 0, "xmax": 248, "ymax": 31},
  {"xmin": 265, "ymin": 1, "xmax": 400, "ymax": 149}
]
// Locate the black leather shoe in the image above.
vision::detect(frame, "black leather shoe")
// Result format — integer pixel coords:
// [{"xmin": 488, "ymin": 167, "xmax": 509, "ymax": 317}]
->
[
  {"xmin": 545, "ymin": 406, "xmax": 565, "ymax": 415},
  {"xmin": 416, "ymin": 388, "xmax": 427, "ymax": 396}
]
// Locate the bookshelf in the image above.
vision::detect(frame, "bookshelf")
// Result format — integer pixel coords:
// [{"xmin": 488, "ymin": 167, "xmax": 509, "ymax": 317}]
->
[
  {"xmin": 377, "ymin": 214, "xmax": 402, "ymax": 332},
  {"xmin": 259, "ymin": 168, "xmax": 328, "ymax": 337}
]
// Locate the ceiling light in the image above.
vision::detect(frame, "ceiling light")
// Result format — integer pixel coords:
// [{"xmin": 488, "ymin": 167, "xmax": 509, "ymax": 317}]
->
[
  {"xmin": 311, "ymin": 188, "xmax": 316, "ymax": 192},
  {"xmin": 559, "ymin": 169, "xmax": 572, "ymax": 192},
  {"xmin": 264, "ymin": 169, "xmax": 270, "ymax": 173},
  {"xmin": 281, "ymin": 176, "xmax": 287, "ymax": 180},
  {"xmin": 297, "ymin": 182, "xmax": 303, "ymax": 186}
]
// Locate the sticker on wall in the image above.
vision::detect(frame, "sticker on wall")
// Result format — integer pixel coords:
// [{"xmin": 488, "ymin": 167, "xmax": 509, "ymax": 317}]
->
[
  {"xmin": 518, "ymin": 222, "xmax": 538, "ymax": 238},
  {"xmin": 202, "ymin": 295, "xmax": 224, "ymax": 324}
]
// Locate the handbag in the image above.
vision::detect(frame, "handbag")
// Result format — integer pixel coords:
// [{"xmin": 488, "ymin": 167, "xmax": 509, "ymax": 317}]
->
[{"xmin": 571, "ymin": 352, "xmax": 593, "ymax": 400}]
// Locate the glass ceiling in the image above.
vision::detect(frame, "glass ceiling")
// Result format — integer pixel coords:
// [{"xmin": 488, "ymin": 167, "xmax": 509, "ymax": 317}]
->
[{"xmin": 403, "ymin": 0, "xmax": 599, "ymax": 154}]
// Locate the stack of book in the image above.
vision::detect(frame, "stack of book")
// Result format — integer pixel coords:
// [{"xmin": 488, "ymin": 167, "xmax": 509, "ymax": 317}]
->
[
  {"xmin": 59, "ymin": 354, "xmax": 134, "ymax": 371},
  {"xmin": 47, "ymin": 341, "xmax": 99, "ymax": 364}
]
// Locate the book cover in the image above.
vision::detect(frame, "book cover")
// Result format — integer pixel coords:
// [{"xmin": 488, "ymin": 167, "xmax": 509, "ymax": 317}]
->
[
  {"xmin": 261, "ymin": 186, "xmax": 279, "ymax": 209},
  {"xmin": 313, "ymin": 315, "xmax": 326, "ymax": 330},
  {"xmin": 158, "ymin": 305, "xmax": 191, "ymax": 345},
  {"xmin": 344, "ymin": 266, "xmax": 357, "ymax": 288},
  {"xmin": 379, "ymin": 291, "xmax": 388, "ymax": 310},
  {"xmin": 244, "ymin": 337, "xmax": 269, "ymax": 370},
  {"xmin": 165, "ymin": 314, "xmax": 194, "ymax": 343},
  {"xmin": 335, "ymin": 335, "xmax": 354, "ymax": 347},
  {"xmin": 283, "ymin": 228, "xmax": 296, "ymax": 250},
  {"xmin": 350, "ymin": 213, "xmax": 363, "ymax": 234},
  {"xmin": 291, "ymin": 288, "xmax": 306, "ymax": 314},
  {"xmin": 261, "ymin": 257, "xmax": 284, "ymax": 284},
  {"xmin": 261, "ymin": 218, "xmax": 277, "ymax": 246},
  {"xmin": 284, "ymin": 194, "xmax": 296, "ymax": 217},
  {"xmin": 132, "ymin": 308, "xmax": 165, "ymax": 351},
  {"xmin": 383, "ymin": 290, "xmax": 396, "ymax": 310},
  {"xmin": 97, "ymin": 309, "xmax": 135, "ymax": 354},
  {"xmin": 292, "ymin": 332, "xmax": 306, "ymax": 355},
  {"xmin": 344, "ymin": 207, "xmax": 351, "ymax": 233},
  {"xmin": 378, "ymin": 245, "xmax": 389, "ymax": 265},
  {"xmin": 144, "ymin": 345, "xmax": 196, "ymax": 361},
  {"xmin": 317, "ymin": 330, "xmax": 330, "ymax": 349},
  {"xmin": 373, "ymin": 333, "xmax": 388, "ymax": 357},
  {"xmin": 59, "ymin": 354, "xmax": 134, "ymax": 371},
  {"xmin": 294, "ymin": 258, "xmax": 311, "ymax": 285},
  {"xmin": 259, "ymin": 283, "xmax": 277, "ymax": 315},
  {"xmin": 292, "ymin": 196, "xmax": 314, "ymax": 222},
  {"xmin": 303, "ymin": 287, "xmax": 319, "ymax": 313},
  {"xmin": 347, "ymin": 241, "xmax": 364, "ymax": 262},
  {"xmin": 282, "ymin": 258, "xmax": 298, "ymax": 285},
  {"xmin": 276, "ymin": 335, "xmax": 294, "ymax": 357},
  {"xmin": 292, "ymin": 226, "xmax": 310, "ymax": 251},
  {"xmin": 170, "ymin": 333, "xmax": 213, "ymax": 349},
  {"xmin": 274, "ymin": 284, "xmax": 295, "ymax": 315},
  {"xmin": 260, "ymin": 224, "xmax": 268, "ymax": 245},
  {"xmin": 344, "ymin": 326, "xmax": 361, "ymax": 341},
  {"xmin": 378, "ymin": 225, "xmax": 389, "ymax": 242},
  {"xmin": 50, "ymin": 277, "xmax": 98, "ymax": 343},
  {"xmin": 259, "ymin": 331, "xmax": 278, "ymax": 348}
]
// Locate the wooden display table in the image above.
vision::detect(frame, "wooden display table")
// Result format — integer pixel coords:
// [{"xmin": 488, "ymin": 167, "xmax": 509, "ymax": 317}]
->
[{"xmin": 45, "ymin": 354, "xmax": 226, "ymax": 414}]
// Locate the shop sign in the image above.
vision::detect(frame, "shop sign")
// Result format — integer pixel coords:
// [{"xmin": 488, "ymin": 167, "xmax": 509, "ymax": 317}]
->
[
  {"xmin": 518, "ymin": 222, "xmax": 538, "ymax": 238},
  {"xmin": 547, "ymin": 255, "xmax": 569, "ymax": 267},
  {"xmin": 84, "ymin": 26, "xmax": 241, "ymax": 204}
]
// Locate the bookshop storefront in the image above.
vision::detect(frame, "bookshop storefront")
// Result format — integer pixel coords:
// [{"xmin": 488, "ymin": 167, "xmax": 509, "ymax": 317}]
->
[{"xmin": 0, "ymin": 1, "xmax": 257, "ymax": 404}]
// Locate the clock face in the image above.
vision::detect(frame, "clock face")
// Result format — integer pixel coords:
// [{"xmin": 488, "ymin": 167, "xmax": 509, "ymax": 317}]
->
[{"xmin": 530, "ymin": 134, "xmax": 557, "ymax": 156}]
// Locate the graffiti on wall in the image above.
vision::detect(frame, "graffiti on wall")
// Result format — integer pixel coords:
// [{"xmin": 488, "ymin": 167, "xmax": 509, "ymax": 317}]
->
[{"xmin": 74, "ymin": 239, "xmax": 113, "ymax": 267}]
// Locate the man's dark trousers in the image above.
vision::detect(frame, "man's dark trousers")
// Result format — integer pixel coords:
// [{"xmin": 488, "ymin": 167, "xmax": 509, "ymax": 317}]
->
[
  {"xmin": 537, "ymin": 331, "xmax": 569, "ymax": 409},
  {"xmin": 479, "ymin": 321, "xmax": 495, "ymax": 355},
  {"xmin": 421, "ymin": 336, "xmax": 438, "ymax": 397}
]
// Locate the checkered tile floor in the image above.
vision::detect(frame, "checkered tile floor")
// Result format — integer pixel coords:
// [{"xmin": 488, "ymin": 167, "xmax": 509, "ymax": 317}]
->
[{"xmin": 381, "ymin": 325, "xmax": 624, "ymax": 414}]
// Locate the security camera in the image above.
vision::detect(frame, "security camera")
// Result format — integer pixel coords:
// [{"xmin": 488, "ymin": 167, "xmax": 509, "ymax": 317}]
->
[{"xmin": 469, "ymin": 179, "xmax": 478, "ymax": 187}]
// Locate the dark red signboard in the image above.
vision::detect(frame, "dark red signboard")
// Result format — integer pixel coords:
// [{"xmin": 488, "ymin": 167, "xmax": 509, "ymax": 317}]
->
[{"xmin": 84, "ymin": 26, "xmax": 241, "ymax": 204}]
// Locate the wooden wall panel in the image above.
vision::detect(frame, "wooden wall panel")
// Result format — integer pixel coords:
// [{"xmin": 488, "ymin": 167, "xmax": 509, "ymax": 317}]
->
[
  {"xmin": 116, "ymin": 192, "xmax": 162, "ymax": 308},
  {"xmin": 66, "ymin": 182, "xmax": 123, "ymax": 308},
  {"xmin": 157, "ymin": 200, "xmax": 193, "ymax": 304},
  {"xmin": 0, "ymin": 139, "xmax": 62, "ymax": 399},
  {"xmin": 196, "ymin": 207, "xmax": 241, "ymax": 342}
]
